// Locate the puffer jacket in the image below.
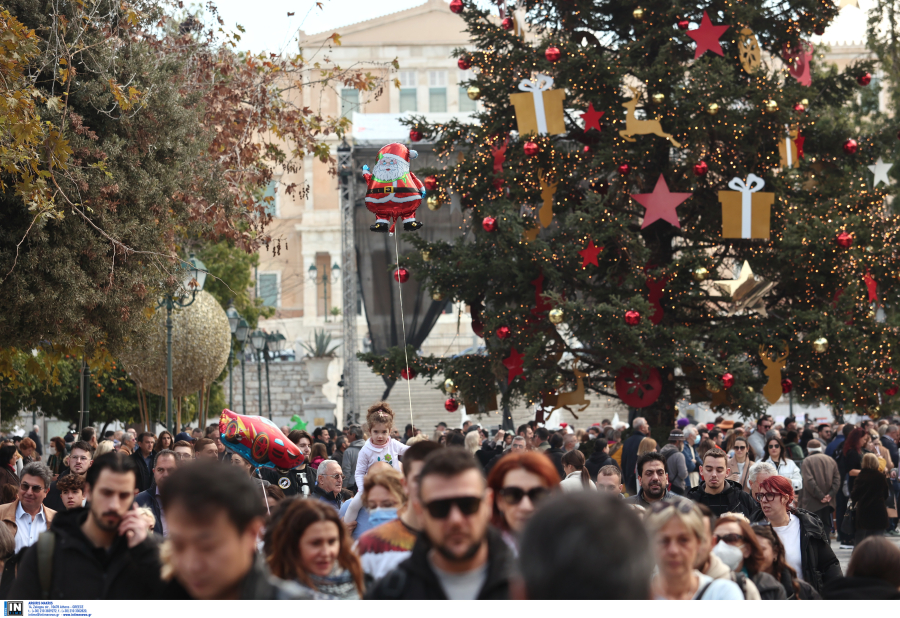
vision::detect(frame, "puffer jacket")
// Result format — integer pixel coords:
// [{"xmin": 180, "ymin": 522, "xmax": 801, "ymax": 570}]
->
[
  {"xmin": 751, "ymin": 572, "xmax": 787, "ymax": 600},
  {"xmin": 793, "ymin": 508, "xmax": 842, "ymax": 594}
]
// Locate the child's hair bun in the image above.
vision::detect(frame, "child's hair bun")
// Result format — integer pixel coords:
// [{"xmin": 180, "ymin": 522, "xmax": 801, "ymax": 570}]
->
[{"xmin": 366, "ymin": 400, "xmax": 395, "ymax": 429}]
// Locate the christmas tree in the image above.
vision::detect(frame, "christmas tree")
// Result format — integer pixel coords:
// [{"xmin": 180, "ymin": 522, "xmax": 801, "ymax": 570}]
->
[{"xmin": 361, "ymin": 0, "xmax": 900, "ymax": 427}]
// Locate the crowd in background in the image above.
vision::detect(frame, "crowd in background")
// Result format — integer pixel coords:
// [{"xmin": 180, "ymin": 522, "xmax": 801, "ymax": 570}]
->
[{"xmin": 0, "ymin": 407, "xmax": 897, "ymax": 600}]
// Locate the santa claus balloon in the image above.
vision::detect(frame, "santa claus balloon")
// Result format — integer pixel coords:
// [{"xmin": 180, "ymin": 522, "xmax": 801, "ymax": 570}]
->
[{"xmin": 363, "ymin": 143, "xmax": 426, "ymax": 233}]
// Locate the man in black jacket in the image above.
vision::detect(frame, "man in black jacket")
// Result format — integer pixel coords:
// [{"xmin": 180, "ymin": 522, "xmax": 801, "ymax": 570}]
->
[
  {"xmin": 584, "ymin": 438, "xmax": 616, "ymax": 481},
  {"xmin": 621, "ymin": 417, "xmax": 650, "ymax": 494},
  {"xmin": 131, "ymin": 432, "xmax": 156, "ymax": 493},
  {"xmin": 367, "ymin": 448, "xmax": 513, "ymax": 599},
  {"xmin": 686, "ymin": 448, "xmax": 761, "ymax": 519},
  {"xmin": 544, "ymin": 433, "xmax": 566, "ymax": 479},
  {"xmin": 10, "ymin": 453, "xmax": 162, "ymax": 599},
  {"xmin": 135, "ymin": 449, "xmax": 178, "ymax": 536}
]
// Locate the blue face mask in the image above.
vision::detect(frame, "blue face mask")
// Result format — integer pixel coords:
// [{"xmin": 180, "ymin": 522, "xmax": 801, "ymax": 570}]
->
[
  {"xmin": 694, "ymin": 435, "xmax": 701, "ymax": 445},
  {"xmin": 367, "ymin": 507, "xmax": 399, "ymax": 527}
]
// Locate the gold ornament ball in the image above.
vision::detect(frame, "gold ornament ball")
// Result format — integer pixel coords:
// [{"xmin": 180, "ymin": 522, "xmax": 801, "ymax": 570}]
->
[
  {"xmin": 812, "ymin": 337, "xmax": 829, "ymax": 353},
  {"xmin": 800, "ymin": 98, "xmax": 809, "ymax": 106},
  {"xmin": 120, "ymin": 290, "xmax": 231, "ymax": 398},
  {"xmin": 443, "ymin": 378, "xmax": 458, "ymax": 393},
  {"xmin": 692, "ymin": 266, "xmax": 709, "ymax": 282},
  {"xmin": 868, "ymin": 404, "xmax": 880, "ymax": 416},
  {"xmin": 747, "ymin": 386, "xmax": 755, "ymax": 394},
  {"xmin": 809, "ymin": 371, "xmax": 824, "ymax": 388},
  {"xmin": 467, "ymin": 85, "xmax": 482, "ymax": 101},
  {"xmin": 651, "ymin": 92, "xmax": 665, "ymax": 105},
  {"xmin": 432, "ymin": 289, "xmax": 446, "ymax": 301},
  {"xmin": 633, "ymin": 7, "xmax": 645, "ymax": 21},
  {"xmin": 421, "ymin": 250, "xmax": 432, "ymax": 262},
  {"xmin": 548, "ymin": 308, "xmax": 564, "ymax": 325},
  {"xmin": 427, "ymin": 195, "xmax": 441, "ymax": 211},
  {"xmin": 707, "ymin": 103, "xmax": 719, "ymax": 115},
  {"xmin": 706, "ymin": 379, "xmax": 722, "ymax": 393},
  {"xmin": 765, "ymin": 99, "xmax": 779, "ymax": 112}
]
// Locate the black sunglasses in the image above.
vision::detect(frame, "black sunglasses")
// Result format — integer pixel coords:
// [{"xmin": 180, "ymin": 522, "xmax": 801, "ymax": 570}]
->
[
  {"xmin": 715, "ymin": 533, "xmax": 745, "ymax": 545},
  {"xmin": 499, "ymin": 486, "xmax": 550, "ymax": 506},
  {"xmin": 424, "ymin": 496, "xmax": 482, "ymax": 519}
]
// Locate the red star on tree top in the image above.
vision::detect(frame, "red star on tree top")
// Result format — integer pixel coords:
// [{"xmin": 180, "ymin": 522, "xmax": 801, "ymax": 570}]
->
[
  {"xmin": 687, "ymin": 11, "xmax": 729, "ymax": 59},
  {"xmin": 580, "ymin": 104, "xmax": 604, "ymax": 132},
  {"xmin": 631, "ymin": 175, "xmax": 692, "ymax": 229},
  {"xmin": 503, "ymin": 348, "xmax": 524, "ymax": 384},
  {"xmin": 579, "ymin": 240, "xmax": 603, "ymax": 268}
]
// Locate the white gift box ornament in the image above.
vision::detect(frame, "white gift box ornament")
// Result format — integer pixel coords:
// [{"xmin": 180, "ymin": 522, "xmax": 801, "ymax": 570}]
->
[
  {"xmin": 718, "ymin": 173, "xmax": 775, "ymax": 240},
  {"xmin": 509, "ymin": 73, "xmax": 566, "ymax": 136}
]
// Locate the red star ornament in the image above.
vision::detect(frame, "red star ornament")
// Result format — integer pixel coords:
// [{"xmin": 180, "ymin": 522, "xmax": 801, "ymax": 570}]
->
[
  {"xmin": 579, "ymin": 240, "xmax": 603, "ymax": 268},
  {"xmin": 503, "ymin": 348, "xmax": 524, "ymax": 384},
  {"xmin": 688, "ymin": 11, "xmax": 729, "ymax": 59},
  {"xmin": 631, "ymin": 175, "xmax": 692, "ymax": 229},
  {"xmin": 864, "ymin": 270, "xmax": 877, "ymax": 303},
  {"xmin": 580, "ymin": 104, "xmax": 604, "ymax": 132}
]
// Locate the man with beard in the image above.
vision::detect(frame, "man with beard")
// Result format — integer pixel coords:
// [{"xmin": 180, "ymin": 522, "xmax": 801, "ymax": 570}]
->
[
  {"xmin": 366, "ymin": 448, "xmax": 513, "ymax": 599},
  {"xmin": 362, "ymin": 143, "xmax": 426, "ymax": 233},
  {"xmin": 10, "ymin": 453, "xmax": 162, "ymax": 599},
  {"xmin": 624, "ymin": 452, "xmax": 690, "ymax": 508}
]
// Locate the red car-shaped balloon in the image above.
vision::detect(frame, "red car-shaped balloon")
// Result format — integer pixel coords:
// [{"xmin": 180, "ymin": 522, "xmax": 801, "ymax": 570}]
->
[{"xmin": 219, "ymin": 409, "xmax": 304, "ymax": 470}]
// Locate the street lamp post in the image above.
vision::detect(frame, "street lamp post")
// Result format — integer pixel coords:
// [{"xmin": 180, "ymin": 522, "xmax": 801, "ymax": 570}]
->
[
  {"xmin": 307, "ymin": 262, "xmax": 341, "ymax": 322},
  {"xmin": 156, "ymin": 254, "xmax": 207, "ymax": 434},
  {"xmin": 250, "ymin": 330, "xmax": 268, "ymax": 419},
  {"xmin": 226, "ymin": 303, "xmax": 241, "ymax": 410},
  {"xmin": 235, "ymin": 318, "xmax": 249, "ymax": 415},
  {"xmin": 263, "ymin": 332, "xmax": 286, "ymax": 420}
]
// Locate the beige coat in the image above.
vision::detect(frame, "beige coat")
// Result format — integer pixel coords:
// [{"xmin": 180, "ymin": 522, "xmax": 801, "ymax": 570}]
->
[
  {"xmin": 798, "ymin": 452, "xmax": 841, "ymax": 513},
  {"xmin": 0, "ymin": 498, "xmax": 57, "ymax": 538},
  {"xmin": 726, "ymin": 457, "xmax": 751, "ymax": 490}
]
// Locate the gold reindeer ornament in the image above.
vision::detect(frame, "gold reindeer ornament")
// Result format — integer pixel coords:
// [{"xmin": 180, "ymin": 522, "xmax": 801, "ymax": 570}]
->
[
  {"xmin": 759, "ymin": 345, "xmax": 789, "ymax": 404},
  {"xmin": 619, "ymin": 86, "xmax": 681, "ymax": 148}
]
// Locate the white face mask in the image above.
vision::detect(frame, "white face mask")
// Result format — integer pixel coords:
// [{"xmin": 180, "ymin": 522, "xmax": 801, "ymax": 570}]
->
[{"xmin": 712, "ymin": 540, "xmax": 744, "ymax": 571}]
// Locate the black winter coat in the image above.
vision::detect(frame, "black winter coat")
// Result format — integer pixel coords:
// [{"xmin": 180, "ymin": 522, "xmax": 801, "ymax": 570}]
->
[
  {"xmin": 135, "ymin": 489, "xmax": 163, "ymax": 536},
  {"xmin": 545, "ymin": 447, "xmax": 566, "ymax": 480},
  {"xmin": 685, "ymin": 479, "xmax": 762, "ymax": 519},
  {"xmin": 366, "ymin": 527, "xmax": 513, "ymax": 600},
  {"xmin": 823, "ymin": 576, "xmax": 900, "ymax": 600},
  {"xmin": 792, "ymin": 508, "xmax": 843, "ymax": 594},
  {"xmin": 8, "ymin": 508, "xmax": 163, "ymax": 599},
  {"xmin": 584, "ymin": 450, "xmax": 616, "ymax": 482},
  {"xmin": 751, "ymin": 572, "xmax": 786, "ymax": 600},
  {"xmin": 130, "ymin": 449, "xmax": 153, "ymax": 493},
  {"xmin": 621, "ymin": 432, "xmax": 645, "ymax": 491},
  {"xmin": 850, "ymin": 468, "xmax": 889, "ymax": 531},
  {"xmin": 476, "ymin": 443, "xmax": 504, "ymax": 470}
]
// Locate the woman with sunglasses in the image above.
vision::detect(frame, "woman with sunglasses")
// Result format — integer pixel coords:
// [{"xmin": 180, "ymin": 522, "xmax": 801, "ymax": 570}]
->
[
  {"xmin": 726, "ymin": 437, "xmax": 754, "ymax": 490},
  {"xmin": 713, "ymin": 515, "xmax": 785, "ymax": 599},
  {"xmin": 760, "ymin": 436, "xmax": 802, "ymax": 491},
  {"xmin": 645, "ymin": 501, "xmax": 743, "ymax": 599},
  {"xmin": 487, "ymin": 452, "xmax": 559, "ymax": 555},
  {"xmin": 755, "ymin": 475, "xmax": 841, "ymax": 595},
  {"xmin": 752, "ymin": 523, "xmax": 820, "ymax": 599}
]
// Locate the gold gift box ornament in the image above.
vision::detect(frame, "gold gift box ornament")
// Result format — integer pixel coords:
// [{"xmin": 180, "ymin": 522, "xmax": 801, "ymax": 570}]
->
[
  {"xmin": 509, "ymin": 74, "xmax": 566, "ymax": 136},
  {"xmin": 718, "ymin": 173, "xmax": 774, "ymax": 240}
]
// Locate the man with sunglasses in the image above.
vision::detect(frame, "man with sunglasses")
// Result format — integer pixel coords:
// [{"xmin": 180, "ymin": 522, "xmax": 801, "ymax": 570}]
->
[
  {"xmin": 686, "ymin": 448, "xmax": 760, "ymax": 519},
  {"xmin": 314, "ymin": 460, "xmax": 346, "ymax": 510},
  {"xmin": 748, "ymin": 415, "xmax": 773, "ymax": 460},
  {"xmin": 367, "ymin": 448, "xmax": 512, "ymax": 600},
  {"xmin": 624, "ymin": 452, "xmax": 689, "ymax": 508},
  {"xmin": 0, "ymin": 462, "xmax": 56, "ymax": 552}
]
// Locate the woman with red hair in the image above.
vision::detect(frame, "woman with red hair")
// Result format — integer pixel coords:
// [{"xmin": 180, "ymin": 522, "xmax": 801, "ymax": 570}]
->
[
  {"xmin": 842, "ymin": 426, "xmax": 870, "ymax": 494},
  {"xmin": 756, "ymin": 475, "xmax": 842, "ymax": 595},
  {"xmin": 486, "ymin": 452, "xmax": 559, "ymax": 555}
]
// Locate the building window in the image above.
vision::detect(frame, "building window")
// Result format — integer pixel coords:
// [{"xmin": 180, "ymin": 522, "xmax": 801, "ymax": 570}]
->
[
  {"xmin": 399, "ymin": 70, "xmax": 417, "ymax": 113},
  {"xmin": 458, "ymin": 70, "xmax": 476, "ymax": 112},
  {"xmin": 860, "ymin": 76, "xmax": 881, "ymax": 115},
  {"xmin": 429, "ymin": 71, "xmax": 447, "ymax": 112},
  {"xmin": 340, "ymin": 88, "xmax": 359, "ymax": 118},
  {"xmin": 258, "ymin": 272, "xmax": 279, "ymax": 307},
  {"xmin": 260, "ymin": 179, "xmax": 278, "ymax": 217}
]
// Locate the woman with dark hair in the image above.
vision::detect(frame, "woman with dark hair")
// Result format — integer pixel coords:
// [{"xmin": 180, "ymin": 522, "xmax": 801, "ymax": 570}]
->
[
  {"xmin": 842, "ymin": 426, "xmax": 870, "ymax": 494},
  {"xmin": 560, "ymin": 450, "xmax": 595, "ymax": 492},
  {"xmin": 308, "ymin": 443, "xmax": 328, "ymax": 470},
  {"xmin": 46, "ymin": 437, "xmax": 67, "ymax": 476},
  {"xmin": 0, "ymin": 445, "xmax": 18, "ymax": 492},
  {"xmin": 784, "ymin": 430, "xmax": 804, "ymax": 462},
  {"xmin": 752, "ymin": 523, "xmax": 819, "ymax": 599},
  {"xmin": 756, "ymin": 475, "xmax": 841, "ymax": 594},
  {"xmin": 850, "ymin": 453, "xmax": 889, "ymax": 546},
  {"xmin": 154, "ymin": 430, "xmax": 174, "ymax": 454},
  {"xmin": 713, "ymin": 514, "xmax": 785, "ymax": 599},
  {"xmin": 486, "ymin": 452, "xmax": 560, "ymax": 554},
  {"xmin": 760, "ymin": 436, "xmax": 802, "ymax": 490},
  {"xmin": 726, "ymin": 437, "xmax": 754, "ymax": 490},
  {"xmin": 265, "ymin": 499, "xmax": 364, "ymax": 599},
  {"xmin": 824, "ymin": 536, "xmax": 900, "ymax": 599}
]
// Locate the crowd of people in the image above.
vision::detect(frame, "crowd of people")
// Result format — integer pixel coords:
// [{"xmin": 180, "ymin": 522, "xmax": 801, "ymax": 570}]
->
[{"xmin": 0, "ymin": 409, "xmax": 897, "ymax": 600}]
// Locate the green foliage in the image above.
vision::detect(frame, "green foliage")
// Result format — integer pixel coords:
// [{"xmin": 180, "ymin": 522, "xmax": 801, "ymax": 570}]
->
[{"xmin": 302, "ymin": 329, "xmax": 340, "ymax": 358}]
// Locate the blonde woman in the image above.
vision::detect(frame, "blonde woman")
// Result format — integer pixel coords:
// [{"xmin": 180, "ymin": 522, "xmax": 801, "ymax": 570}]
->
[{"xmin": 94, "ymin": 440, "xmax": 116, "ymax": 458}]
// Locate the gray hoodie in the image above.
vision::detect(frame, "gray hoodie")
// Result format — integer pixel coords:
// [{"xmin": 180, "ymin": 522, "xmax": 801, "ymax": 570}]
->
[
  {"xmin": 341, "ymin": 439, "xmax": 366, "ymax": 492},
  {"xmin": 659, "ymin": 443, "xmax": 688, "ymax": 491}
]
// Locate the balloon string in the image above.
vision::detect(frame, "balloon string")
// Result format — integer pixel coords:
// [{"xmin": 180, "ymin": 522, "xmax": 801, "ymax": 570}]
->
[
  {"xmin": 393, "ymin": 230, "xmax": 415, "ymax": 432},
  {"xmin": 257, "ymin": 467, "xmax": 270, "ymax": 515}
]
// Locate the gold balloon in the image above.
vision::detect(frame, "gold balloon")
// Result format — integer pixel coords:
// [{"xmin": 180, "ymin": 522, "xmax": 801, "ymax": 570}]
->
[
  {"xmin": 467, "ymin": 85, "xmax": 482, "ymax": 101},
  {"xmin": 432, "ymin": 289, "xmax": 446, "ymax": 301},
  {"xmin": 633, "ymin": 7, "xmax": 645, "ymax": 21},
  {"xmin": 812, "ymin": 337, "xmax": 829, "ymax": 353},
  {"xmin": 707, "ymin": 379, "xmax": 722, "ymax": 393},
  {"xmin": 765, "ymin": 99, "xmax": 779, "ymax": 112},
  {"xmin": 444, "ymin": 378, "xmax": 458, "ymax": 393},
  {"xmin": 800, "ymin": 98, "xmax": 809, "ymax": 106},
  {"xmin": 427, "ymin": 195, "xmax": 441, "ymax": 211},
  {"xmin": 809, "ymin": 370, "xmax": 823, "ymax": 388},
  {"xmin": 651, "ymin": 92, "xmax": 665, "ymax": 105},
  {"xmin": 548, "ymin": 308, "xmax": 564, "ymax": 325},
  {"xmin": 692, "ymin": 266, "xmax": 709, "ymax": 282},
  {"xmin": 120, "ymin": 290, "xmax": 231, "ymax": 398},
  {"xmin": 707, "ymin": 103, "xmax": 719, "ymax": 115},
  {"xmin": 421, "ymin": 250, "xmax": 432, "ymax": 262}
]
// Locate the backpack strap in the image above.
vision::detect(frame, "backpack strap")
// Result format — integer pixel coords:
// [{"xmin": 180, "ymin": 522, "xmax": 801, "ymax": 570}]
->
[
  {"xmin": 37, "ymin": 531, "xmax": 56, "ymax": 600},
  {"xmin": 695, "ymin": 580, "xmax": 714, "ymax": 600}
]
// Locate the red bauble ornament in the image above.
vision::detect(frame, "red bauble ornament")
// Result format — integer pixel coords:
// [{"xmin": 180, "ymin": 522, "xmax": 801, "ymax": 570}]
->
[
  {"xmin": 409, "ymin": 129, "xmax": 423, "ymax": 143},
  {"xmin": 624, "ymin": 310, "xmax": 642, "ymax": 326},
  {"xmin": 615, "ymin": 366, "xmax": 663, "ymax": 408},
  {"xmin": 618, "ymin": 163, "xmax": 631, "ymax": 175},
  {"xmin": 424, "ymin": 175, "xmax": 437, "ymax": 191},
  {"xmin": 793, "ymin": 102, "xmax": 805, "ymax": 112},
  {"xmin": 471, "ymin": 319, "xmax": 484, "ymax": 337},
  {"xmin": 393, "ymin": 268, "xmax": 410, "ymax": 283},
  {"xmin": 814, "ymin": 24, "xmax": 825, "ymax": 36},
  {"xmin": 545, "ymin": 46, "xmax": 561, "ymax": 62},
  {"xmin": 524, "ymin": 141, "xmax": 539, "ymax": 156},
  {"xmin": 843, "ymin": 138, "xmax": 858, "ymax": 155},
  {"xmin": 886, "ymin": 384, "xmax": 899, "ymax": 397},
  {"xmin": 693, "ymin": 161, "xmax": 708, "ymax": 177},
  {"xmin": 836, "ymin": 231, "xmax": 854, "ymax": 249},
  {"xmin": 496, "ymin": 325, "xmax": 511, "ymax": 339},
  {"xmin": 482, "ymin": 216, "xmax": 498, "ymax": 232},
  {"xmin": 444, "ymin": 398, "xmax": 460, "ymax": 412},
  {"xmin": 857, "ymin": 72, "xmax": 872, "ymax": 86},
  {"xmin": 457, "ymin": 56, "xmax": 471, "ymax": 70},
  {"xmin": 781, "ymin": 378, "xmax": 793, "ymax": 394},
  {"xmin": 582, "ymin": 145, "xmax": 591, "ymax": 154},
  {"xmin": 722, "ymin": 372, "xmax": 735, "ymax": 389},
  {"xmin": 501, "ymin": 17, "xmax": 513, "ymax": 30},
  {"xmin": 449, "ymin": 0, "xmax": 464, "ymax": 13},
  {"xmin": 678, "ymin": 19, "xmax": 690, "ymax": 30},
  {"xmin": 400, "ymin": 368, "xmax": 416, "ymax": 380}
]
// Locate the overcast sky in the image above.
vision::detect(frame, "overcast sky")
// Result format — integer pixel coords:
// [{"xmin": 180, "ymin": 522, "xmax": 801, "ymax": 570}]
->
[{"xmin": 204, "ymin": 0, "xmax": 871, "ymax": 55}]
